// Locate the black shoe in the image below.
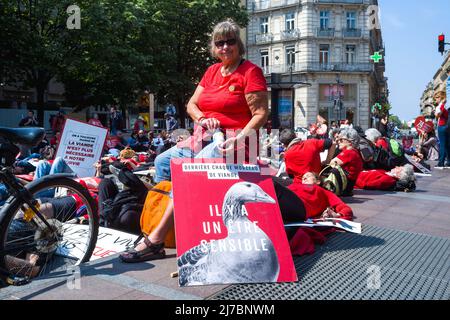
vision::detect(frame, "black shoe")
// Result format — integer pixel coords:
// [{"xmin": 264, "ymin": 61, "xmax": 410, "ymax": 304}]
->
[
  {"xmin": 435, "ymin": 163, "xmax": 445, "ymax": 169},
  {"xmin": 119, "ymin": 238, "xmax": 165, "ymax": 263}
]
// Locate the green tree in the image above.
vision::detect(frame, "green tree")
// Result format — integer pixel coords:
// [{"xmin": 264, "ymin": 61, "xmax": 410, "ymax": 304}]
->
[
  {"xmin": 0, "ymin": 0, "xmax": 248, "ymax": 127},
  {"xmin": 389, "ymin": 114, "xmax": 402, "ymax": 128}
]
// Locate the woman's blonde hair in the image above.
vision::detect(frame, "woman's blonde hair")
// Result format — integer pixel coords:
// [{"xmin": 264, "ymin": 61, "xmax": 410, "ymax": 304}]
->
[
  {"xmin": 434, "ymin": 91, "xmax": 446, "ymax": 100},
  {"xmin": 210, "ymin": 19, "xmax": 246, "ymax": 59}
]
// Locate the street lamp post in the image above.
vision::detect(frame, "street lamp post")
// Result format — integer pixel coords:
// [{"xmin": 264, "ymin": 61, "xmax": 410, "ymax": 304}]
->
[{"xmin": 335, "ymin": 75, "xmax": 344, "ymax": 123}]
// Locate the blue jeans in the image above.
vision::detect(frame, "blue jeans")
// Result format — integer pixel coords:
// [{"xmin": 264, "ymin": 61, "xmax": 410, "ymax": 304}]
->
[
  {"xmin": 437, "ymin": 126, "xmax": 450, "ymax": 165},
  {"xmin": 34, "ymin": 157, "xmax": 74, "ymax": 198},
  {"xmin": 34, "ymin": 157, "xmax": 74, "ymax": 181},
  {"xmin": 154, "ymin": 131, "xmax": 224, "ymax": 183}
]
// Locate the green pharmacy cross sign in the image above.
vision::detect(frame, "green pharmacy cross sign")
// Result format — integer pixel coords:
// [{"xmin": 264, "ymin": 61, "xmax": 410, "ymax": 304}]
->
[
  {"xmin": 371, "ymin": 103, "xmax": 382, "ymax": 114},
  {"xmin": 370, "ymin": 52, "xmax": 383, "ymax": 63}
]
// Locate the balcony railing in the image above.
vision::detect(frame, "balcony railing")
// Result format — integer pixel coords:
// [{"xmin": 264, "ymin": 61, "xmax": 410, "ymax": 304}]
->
[
  {"xmin": 250, "ymin": 0, "xmax": 299, "ymax": 12},
  {"xmin": 281, "ymin": 28, "xmax": 300, "ymax": 40},
  {"xmin": 255, "ymin": 33, "xmax": 274, "ymax": 44},
  {"xmin": 308, "ymin": 62, "xmax": 373, "ymax": 72},
  {"xmin": 315, "ymin": 0, "xmax": 365, "ymax": 4},
  {"xmin": 260, "ymin": 62, "xmax": 374, "ymax": 75},
  {"xmin": 317, "ymin": 28, "xmax": 335, "ymax": 37},
  {"xmin": 343, "ymin": 28, "xmax": 362, "ymax": 38}
]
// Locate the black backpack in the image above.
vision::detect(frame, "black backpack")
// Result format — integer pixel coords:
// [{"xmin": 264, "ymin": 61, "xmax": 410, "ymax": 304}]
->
[
  {"xmin": 374, "ymin": 138, "xmax": 406, "ymax": 170},
  {"xmin": 359, "ymin": 136, "xmax": 376, "ymax": 163}
]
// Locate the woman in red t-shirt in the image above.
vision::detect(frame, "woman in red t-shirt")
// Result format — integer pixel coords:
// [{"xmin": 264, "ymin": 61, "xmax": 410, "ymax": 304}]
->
[
  {"xmin": 121, "ymin": 19, "xmax": 269, "ymax": 263},
  {"xmin": 272, "ymin": 172, "xmax": 353, "ymax": 239},
  {"xmin": 330, "ymin": 128, "xmax": 363, "ymax": 195},
  {"xmin": 434, "ymin": 91, "xmax": 449, "ymax": 167},
  {"xmin": 355, "ymin": 165, "xmax": 415, "ymax": 191}
]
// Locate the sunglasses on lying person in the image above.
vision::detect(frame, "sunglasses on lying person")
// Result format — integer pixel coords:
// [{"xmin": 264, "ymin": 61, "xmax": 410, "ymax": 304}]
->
[{"xmin": 214, "ymin": 38, "xmax": 237, "ymax": 48}]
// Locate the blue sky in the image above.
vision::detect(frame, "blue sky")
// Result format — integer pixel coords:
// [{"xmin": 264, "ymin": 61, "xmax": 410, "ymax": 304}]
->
[{"xmin": 379, "ymin": 0, "xmax": 450, "ymax": 121}]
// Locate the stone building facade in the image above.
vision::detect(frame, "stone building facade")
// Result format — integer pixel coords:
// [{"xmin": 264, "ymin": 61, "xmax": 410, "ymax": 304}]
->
[{"xmin": 245, "ymin": 0, "xmax": 388, "ymax": 130}]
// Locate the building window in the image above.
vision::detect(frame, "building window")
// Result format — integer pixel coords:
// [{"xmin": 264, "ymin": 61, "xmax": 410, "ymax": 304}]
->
[
  {"xmin": 261, "ymin": 50, "xmax": 269, "ymax": 72},
  {"xmin": 260, "ymin": 17, "xmax": 269, "ymax": 34},
  {"xmin": 320, "ymin": 11, "xmax": 329, "ymax": 30},
  {"xmin": 286, "ymin": 13, "xmax": 295, "ymax": 31},
  {"xmin": 286, "ymin": 47, "xmax": 296, "ymax": 66},
  {"xmin": 319, "ymin": 44, "xmax": 329, "ymax": 64},
  {"xmin": 346, "ymin": 12, "xmax": 356, "ymax": 29},
  {"xmin": 346, "ymin": 45, "xmax": 356, "ymax": 64}
]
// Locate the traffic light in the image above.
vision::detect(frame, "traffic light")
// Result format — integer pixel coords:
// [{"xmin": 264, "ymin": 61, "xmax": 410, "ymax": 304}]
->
[{"xmin": 439, "ymin": 34, "xmax": 445, "ymax": 55}]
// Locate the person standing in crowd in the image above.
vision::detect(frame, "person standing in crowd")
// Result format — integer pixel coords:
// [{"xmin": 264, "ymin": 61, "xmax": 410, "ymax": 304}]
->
[
  {"xmin": 164, "ymin": 113, "xmax": 178, "ymax": 133},
  {"xmin": 88, "ymin": 113, "xmax": 103, "ymax": 127},
  {"xmin": 434, "ymin": 91, "xmax": 449, "ymax": 168},
  {"xmin": 166, "ymin": 103, "xmax": 176, "ymax": 117},
  {"xmin": 446, "ymin": 67, "xmax": 450, "ymax": 109},
  {"xmin": 120, "ymin": 19, "xmax": 268, "ymax": 263},
  {"xmin": 133, "ymin": 116, "xmax": 147, "ymax": 133},
  {"xmin": 51, "ymin": 110, "xmax": 66, "ymax": 134},
  {"xmin": 19, "ymin": 110, "xmax": 39, "ymax": 127},
  {"xmin": 377, "ymin": 114, "xmax": 388, "ymax": 137},
  {"xmin": 109, "ymin": 106, "xmax": 123, "ymax": 136}
]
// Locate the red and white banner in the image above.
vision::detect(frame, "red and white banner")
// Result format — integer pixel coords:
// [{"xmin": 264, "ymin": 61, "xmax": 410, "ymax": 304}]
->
[{"xmin": 171, "ymin": 159, "xmax": 298, "ymax": 287}]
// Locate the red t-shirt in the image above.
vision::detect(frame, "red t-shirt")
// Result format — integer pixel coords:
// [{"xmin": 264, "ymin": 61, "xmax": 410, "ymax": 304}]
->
[
  {"xmin": 355, "ymin": 170, "xmax": 397, "ymax": 190},
  {"xmin": 438, "ymin": 103, "xmax": 448, "ymax": 127},
  {"xmin": 198, "ymin": 60, "xmax": 267, "ymax": 130},
  {"xmin": 336, "ymin": 148, "xmax": 363, "ymax": 182},
  {"xmin": 285, "ymin": 139, "xmax": 326, "ymax": 182},
  {"xmin": 287, "ymin": 183, "xmax": 353, "ymax": 220}
]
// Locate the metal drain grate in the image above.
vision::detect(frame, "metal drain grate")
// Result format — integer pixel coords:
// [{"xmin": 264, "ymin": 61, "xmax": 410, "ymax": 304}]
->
[{"xmin": 209, "ymin": 225, "xmax": 450, "ymax": 300}]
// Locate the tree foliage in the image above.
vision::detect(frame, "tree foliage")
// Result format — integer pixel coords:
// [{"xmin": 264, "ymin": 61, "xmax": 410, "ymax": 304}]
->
[{"xmin": 0, "ymin": 0, "xmax": 248, "ymax": 126}]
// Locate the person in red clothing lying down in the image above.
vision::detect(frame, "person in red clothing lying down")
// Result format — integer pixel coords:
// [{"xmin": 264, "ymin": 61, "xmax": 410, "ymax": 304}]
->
[
  {"xmin": 272, "ymin": 172, "xmax": 353, "ymax": 239},
  {"xmin": 355, "ymin": 164, "xmax": 416, "ymax": 191}
]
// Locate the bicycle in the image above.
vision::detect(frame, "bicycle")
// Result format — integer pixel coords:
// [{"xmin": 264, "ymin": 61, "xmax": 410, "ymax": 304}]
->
[{"xmin": 0, "ymin": 127, "xmax": 99, "ymax": 286}]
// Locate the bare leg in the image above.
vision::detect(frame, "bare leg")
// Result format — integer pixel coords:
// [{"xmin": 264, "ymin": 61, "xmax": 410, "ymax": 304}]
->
[{"xmin": 134, "ymin": 199, "xmax": 174, "ymax": 251}]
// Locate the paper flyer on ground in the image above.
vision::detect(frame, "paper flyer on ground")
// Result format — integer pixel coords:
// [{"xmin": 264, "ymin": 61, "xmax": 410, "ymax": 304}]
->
[
  {"xmin": 171, "ymin": 159, "xmax": 298, "ymax": 287},
  {"xmin": 284, "ymin": 218, "xmax": 362, "ymax": 234}
]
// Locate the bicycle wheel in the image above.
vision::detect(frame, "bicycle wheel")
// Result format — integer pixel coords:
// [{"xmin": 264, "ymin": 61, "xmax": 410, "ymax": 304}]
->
[{"xmin": 0, "ymin": 175, "xmax": 99, "ymax": 280}]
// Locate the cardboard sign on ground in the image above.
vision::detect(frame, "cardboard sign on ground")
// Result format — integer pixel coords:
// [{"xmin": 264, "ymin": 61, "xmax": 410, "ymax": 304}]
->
[
  {"xmin": 57, "ymin": 224, "xmax": 139, "ymax": 261},
  {"xmin": 405, "ymin": 154, "xmax": 432, "ymax": 175},
  {"xmin": 56, "ymin": 119, "xmax": 108, "ymax": 177},
  {"xmin": 171, "ymin": 159, "xmax": 298, "ymax": 287}
]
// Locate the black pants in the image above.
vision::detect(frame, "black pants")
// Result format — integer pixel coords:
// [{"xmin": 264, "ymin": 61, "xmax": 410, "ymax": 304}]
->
[
  {"xmin": 272, "ymin": 177, "xmax": 307, "ymax": 240},
  {"xmin": 40, "ymin": 196, "xmax": 77, "ymax": 221},
  {"xmin": 98, "ymin": 178, "xmax": 142, "ymax": 235}
]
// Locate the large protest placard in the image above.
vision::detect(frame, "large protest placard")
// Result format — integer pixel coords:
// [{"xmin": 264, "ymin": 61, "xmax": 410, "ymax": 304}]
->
[
  {"xmin": 56, "ymin": 119, "xmax": 108, "ymax": 177},
  {"xmin": 57, "ymin": 224, "xmax": 139, "ymax": 261},
  {"xmin": 171, "ymin": 159, "xmax": 298, "ymax": 287}
]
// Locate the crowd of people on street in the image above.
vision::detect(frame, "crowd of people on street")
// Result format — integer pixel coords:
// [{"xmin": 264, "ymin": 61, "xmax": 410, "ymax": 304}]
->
[{"xmin": 4, "ymin": 20, "xmax": 449, "ymax": 276}]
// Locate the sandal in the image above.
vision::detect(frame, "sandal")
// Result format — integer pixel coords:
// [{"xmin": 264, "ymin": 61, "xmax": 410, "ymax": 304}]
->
[
  {"xmin": 4, "ymin": 255, "xmax": 41, "ymax": 279},
  {"xmin": 119, "ymin": 237, "xmax": 165, "ymax": 263}
]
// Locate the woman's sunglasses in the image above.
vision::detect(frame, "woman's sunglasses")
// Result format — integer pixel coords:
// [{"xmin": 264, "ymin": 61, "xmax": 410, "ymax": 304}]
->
[{"xmin": 214, "ymin": 38, "xmax": 237, "ymax": 48}]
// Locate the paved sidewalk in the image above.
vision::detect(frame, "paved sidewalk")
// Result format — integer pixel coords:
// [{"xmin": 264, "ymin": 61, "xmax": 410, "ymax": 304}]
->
[{"xmin": 1, "ymin": 166, "xmax": 449, "ymax": 300}]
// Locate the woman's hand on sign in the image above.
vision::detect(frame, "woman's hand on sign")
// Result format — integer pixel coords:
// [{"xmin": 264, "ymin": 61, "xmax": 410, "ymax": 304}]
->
[
  {"xmin": 199, "ymin": 118, "xmax": 221, "ymax": 131},
  {"xmin": 218, "ymin": 134, "xmax": 245, "ymax": 155}
]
